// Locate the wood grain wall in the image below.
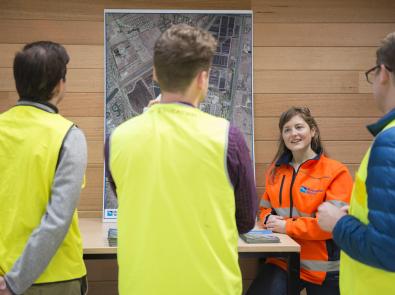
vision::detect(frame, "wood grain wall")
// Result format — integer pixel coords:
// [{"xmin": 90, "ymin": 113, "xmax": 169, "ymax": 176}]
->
[
  {"xmin": 0, "ymin": 0, "xmax": 394, "ymax": 294},
  {"xmin": 252, "ymin": 0, "xmax": 395, "ymax": 196}
]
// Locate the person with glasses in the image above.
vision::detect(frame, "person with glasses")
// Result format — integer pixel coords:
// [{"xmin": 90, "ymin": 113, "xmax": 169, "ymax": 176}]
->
[
  {"xmin": 318, "ymin": 32, "xmax": 395, "ymax": 295},
  {"xmin": 247, "ymin": 107, "xmax": 353, "ymax": 295}
]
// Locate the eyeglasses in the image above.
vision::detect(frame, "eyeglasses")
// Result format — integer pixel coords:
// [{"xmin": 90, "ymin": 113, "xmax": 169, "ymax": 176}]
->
[{"xmin": 365, "ymin": 65, "xmax": 393, "ymax": 84}]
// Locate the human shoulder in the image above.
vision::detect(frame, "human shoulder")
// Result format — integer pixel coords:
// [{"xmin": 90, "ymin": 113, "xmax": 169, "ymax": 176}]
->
[
  {"xmin": 112, "ymin": 113, "xmax": 146, "ymax": 136},
  {"xmin": 318, "ymin": 155, "xmax": 350, "ymax": 176},
  {"xmin": 368, "ymin": 125, "xmax": 395, "ymax": 168},
  {"xmin": 373, "ymin": 124, "xmax": 395, "ymax": 148}
]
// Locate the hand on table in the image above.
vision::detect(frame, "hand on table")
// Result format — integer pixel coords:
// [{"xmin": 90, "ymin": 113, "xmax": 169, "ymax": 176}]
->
[{"xmin": 266, "ymin": 215, "xmax": 286, "ymax": 234}]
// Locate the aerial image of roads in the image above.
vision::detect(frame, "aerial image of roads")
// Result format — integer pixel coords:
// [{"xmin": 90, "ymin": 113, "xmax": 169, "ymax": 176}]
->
[{"xmin": 104, "ymin": 11, "xmax": 253, "ymax": 216}]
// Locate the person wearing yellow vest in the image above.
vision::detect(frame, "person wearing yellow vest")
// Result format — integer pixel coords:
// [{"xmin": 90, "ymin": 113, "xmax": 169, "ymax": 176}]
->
[
  {"xmin": 0, "ymin": 41, "xmax": 87, "ymax": 295},
  {"xmin": 107, "ymin": 24, "xmax": 257, "ymax": 295},
  {"xmin": 317, "ymin": 32, "xmax": 395, "ymax": 295}
]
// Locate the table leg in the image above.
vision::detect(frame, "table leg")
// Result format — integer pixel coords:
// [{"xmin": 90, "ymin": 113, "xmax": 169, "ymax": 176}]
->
[{"xmin": 287, "ymin": 252, "xmax": 300, "ymax": 295}]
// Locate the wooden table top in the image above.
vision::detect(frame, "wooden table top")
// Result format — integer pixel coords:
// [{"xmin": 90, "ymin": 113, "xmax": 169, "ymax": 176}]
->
[{"xmin": 80, "ymin": 218, "xmax": 300, "ymax": 255}]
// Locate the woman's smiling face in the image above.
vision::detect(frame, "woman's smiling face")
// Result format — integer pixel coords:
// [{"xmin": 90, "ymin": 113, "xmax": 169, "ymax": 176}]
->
[{"xmin": 282, "ymin": 115, "xmax": 315, "ymax": 154}]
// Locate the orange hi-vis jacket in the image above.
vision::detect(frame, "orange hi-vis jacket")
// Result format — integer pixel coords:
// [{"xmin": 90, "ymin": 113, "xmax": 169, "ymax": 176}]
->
[{"xmin": 259, "ymin": 152, "xmax": 353, "ymax": 285}]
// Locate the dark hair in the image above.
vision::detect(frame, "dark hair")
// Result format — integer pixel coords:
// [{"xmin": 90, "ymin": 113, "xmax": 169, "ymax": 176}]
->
[
  {"xmin": 376, "ymin": 32, "xmax": 395, "ymax": 79},
  {"xmin": 153, "ymin": 24, "xmax": 217, "ymax": 92},
  {"xmin": 13, "ymin": 41, "xmax": 69, "ymax": 102},
  {"xmin": 270, "ymin": 107, "xmax": 324, "ymax": 180}
]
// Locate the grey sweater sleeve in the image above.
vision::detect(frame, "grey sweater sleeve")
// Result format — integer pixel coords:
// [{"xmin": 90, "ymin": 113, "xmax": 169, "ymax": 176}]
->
[{"xmin": 4, "ymin": 126, "xmax": 87, "ymax": 295}]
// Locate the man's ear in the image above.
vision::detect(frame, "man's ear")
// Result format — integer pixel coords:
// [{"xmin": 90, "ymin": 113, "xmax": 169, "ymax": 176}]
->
[
  {"xmin": 52, "ymin": 79, "xmax": 64, "ymax": 97},
  {"xmin": 196, "ymin": 70, "xmax": 208, "ymax": 89},
  {"xmin": 152, "ymin": 67, "xmax": 158, "ymax": 82},
  {"xmin": 379, "ymin": 64, "xmax": 391, "ymax": 85}
]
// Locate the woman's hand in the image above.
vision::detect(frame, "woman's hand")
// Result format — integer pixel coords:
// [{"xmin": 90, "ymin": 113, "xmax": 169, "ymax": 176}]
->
[{"xmin": 266, "ymin": 215, "xmax": 286, "ymax": 233}]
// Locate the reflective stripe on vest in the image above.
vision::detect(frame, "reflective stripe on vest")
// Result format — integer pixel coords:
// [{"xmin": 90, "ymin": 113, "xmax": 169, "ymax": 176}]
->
[
  {"xmin": 274, "ymin": 207, "xmax": 315, "ymax": 218},
  {"xmin": 111, "ymin": 103, "xmax": 241, "ymax": 295},
  {"xmin": 340, "ymin": 119, "xmax": 395, "ymax": 295},
  {"xmin": 0, "ymin": 106, "xmax": 86, "ymax": 282},
  {"xmin": 301, "ymin": 260, "xmax": 340, "ymax": 272}
]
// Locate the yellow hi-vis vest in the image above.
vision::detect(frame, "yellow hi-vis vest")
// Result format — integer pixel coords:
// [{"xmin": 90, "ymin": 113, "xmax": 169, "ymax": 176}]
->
[
  {"xmin": 0, "ymin": 105, "xmax": 86, "ymax": 283},
  {"xmin": 340, "ymin": 119, "xmax": 395, "ymax": 295},
  {"xmin": 110, "ymin": 103, "xmax": 241, "ymax": 295}
]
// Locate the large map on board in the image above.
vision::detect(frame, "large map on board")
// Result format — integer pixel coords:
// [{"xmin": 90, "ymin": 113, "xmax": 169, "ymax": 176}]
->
[{"xmin": 104, "ymin": 10, "xmax": 253, "ymax": 220}]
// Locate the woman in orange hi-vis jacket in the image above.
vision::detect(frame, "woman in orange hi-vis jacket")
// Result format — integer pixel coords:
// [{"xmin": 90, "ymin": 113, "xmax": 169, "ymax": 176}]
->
[{"xmin": 246, "ymin": 107, "xmax": 353, "ymax": 295}]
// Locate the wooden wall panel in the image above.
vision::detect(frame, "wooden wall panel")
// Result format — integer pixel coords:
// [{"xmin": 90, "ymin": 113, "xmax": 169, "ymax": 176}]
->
[
  {"xmin": 252, "ymin": 0, "xmax": 395, "ymax": 23},
  {"xmin": 80, "ymin": 165, "xmax": 103, "ymax": 212},
  {"xmin": 254, "ymin": 23, "xmax": 395, "ymax": 47},
  {"xmin": 0, "ymin": 68, "xmax": 103, "ymax": 92},
  {"xmin": 254, "ymin": 70, "xmax": 361, "ymax": 94},
  {"xmin": 0, "ymin": 0, "xmax": 251, "ymax": 21},
  {"xmin": 254, "ymin": 47, "xmax": 375, "ymax": 71},
  {"xmin": 69, "ymin": 117, "xmax": 103, "ymax": 141},
  {"xmin": 0, "ymin": 20, "xmax": 103, "ymax": 45},
  {"xmin": 87, "ymin": 141, "xmax": 104, "ymax": 164},
  {"xmin": 254, "ymin": 94, "xmax": 381, "ymax": 118},
  {"xmin": 0, "ymin": 44, "xmax": 103, "ymax": 69},
  {"xmin": 0, "ymin": 92, "xmax": 104, "ymax": 117}
]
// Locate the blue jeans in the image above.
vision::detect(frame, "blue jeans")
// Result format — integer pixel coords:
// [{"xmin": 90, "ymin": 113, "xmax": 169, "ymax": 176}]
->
[{"xmin": 246, "ymin": 263, "xmax": 340, "ymax": 295}]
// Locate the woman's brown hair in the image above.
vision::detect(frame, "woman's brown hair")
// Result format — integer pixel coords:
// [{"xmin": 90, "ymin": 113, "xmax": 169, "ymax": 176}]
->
[{"xmin": 269, "ymin": 106, "xmax": 324, "ymax": 181}]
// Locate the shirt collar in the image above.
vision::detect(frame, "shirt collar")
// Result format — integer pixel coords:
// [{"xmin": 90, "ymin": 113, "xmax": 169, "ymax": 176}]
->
[
  {"xmin": 367, "ymin": 107, "xmax": 395, "ymax": 136},
  {"xmin": 17, "ymin": 98, "xmax": 58, "ymax": 113},
  {"xmin": 159, "ymin": 101, "xmax": 195, "ymax": 108}
]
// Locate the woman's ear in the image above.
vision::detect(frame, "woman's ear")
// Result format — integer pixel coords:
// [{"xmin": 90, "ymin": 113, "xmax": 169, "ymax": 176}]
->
[{"xmin": 311, "ymin": 126, "xmax": 317, "ymax": 138}]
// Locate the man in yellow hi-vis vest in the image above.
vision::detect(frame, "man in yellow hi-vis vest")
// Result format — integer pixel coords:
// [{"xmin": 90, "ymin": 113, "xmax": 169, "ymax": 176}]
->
[
  {"xmin": 317, "ymin": 32, "xmax": 395, "ymax": 295},
  {"xmin": 107, "ymin": 24, "xmax": 257, "ymax": 295},
  {"xmin": 0, "ymin": 42, "xmax": 87, "ymax": 295}
]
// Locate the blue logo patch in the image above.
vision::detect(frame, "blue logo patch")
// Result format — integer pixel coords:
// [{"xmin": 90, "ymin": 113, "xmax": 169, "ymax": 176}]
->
[
  {"xmin": 105, "ymin": 209, "xmax": 118, "ymax": 219},
  {"xmin": 300, "ymin": 186, "xmax": 323, "ymax": 195}
]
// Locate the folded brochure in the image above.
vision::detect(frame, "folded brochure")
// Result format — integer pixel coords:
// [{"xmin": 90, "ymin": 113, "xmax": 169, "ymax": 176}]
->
[
  {"xmin": 108, "ymin": 228, "xmax": 117, "ymax": 247},
  {"xmin": 240, "ymin": 229, "xmax": 280, "ymax": 243},
  {"xmin": 108, "ymin": 228, "xmax": 280, "ymax": 245}
]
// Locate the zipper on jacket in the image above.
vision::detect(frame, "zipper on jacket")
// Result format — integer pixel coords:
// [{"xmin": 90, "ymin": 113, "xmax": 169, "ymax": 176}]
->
[
  {"xmin": 288, "ymin": 157, "xmax": 316, "ymax": 218},
  {"xmin": 279, "ymin": 175, "xmax": 285, "ymax": 206},
  {"xmin": 289, "ymin": 169, "xmax": 296, "ymax": 218}
]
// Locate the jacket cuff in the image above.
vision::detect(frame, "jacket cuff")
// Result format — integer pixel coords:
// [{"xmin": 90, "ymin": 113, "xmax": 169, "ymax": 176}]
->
[
  {"xmin": 332, "ymin": 214, "xmax": 352, "ymax": 246},
  {"xmin": 263, "ymin": 214, "xmax": 271, "ymax": 224},
  {"xmin": 285, "ymin": 218, "xmax": 294, "ymax": 236}
]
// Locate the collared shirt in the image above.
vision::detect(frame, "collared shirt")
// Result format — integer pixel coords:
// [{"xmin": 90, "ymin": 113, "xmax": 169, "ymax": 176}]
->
[{"xmin": 104, "ymin": 102, "xmax": 257, "ymax": 234}]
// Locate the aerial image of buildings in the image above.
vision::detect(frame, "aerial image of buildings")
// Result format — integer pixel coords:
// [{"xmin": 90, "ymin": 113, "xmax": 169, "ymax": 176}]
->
[{"xmin": 104, "ymin": 10, "xmax": 253, "ymax": 217}]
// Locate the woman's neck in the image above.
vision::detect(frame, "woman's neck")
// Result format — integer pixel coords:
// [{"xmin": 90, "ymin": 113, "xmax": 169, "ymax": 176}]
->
[{"xmin": 291, "ymin": 148, "xmax": 317, "ymax": 169}]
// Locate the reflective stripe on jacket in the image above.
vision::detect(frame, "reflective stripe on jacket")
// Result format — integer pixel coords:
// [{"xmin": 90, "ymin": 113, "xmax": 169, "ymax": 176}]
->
[{"xmin": 259, "ymin": 153, "xmax": 353, "ymax": 284}]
